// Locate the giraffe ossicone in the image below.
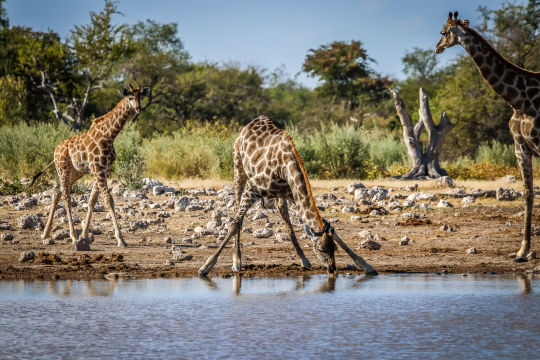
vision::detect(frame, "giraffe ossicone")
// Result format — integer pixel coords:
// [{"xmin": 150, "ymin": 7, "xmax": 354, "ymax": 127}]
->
[
  {"xmin": 31, "ymin": 85, "xmax": 150, "ymax": 247},
  {"xmin": 198, "ymin": 115, "xmax": 378, "ymax": 276},
  {"xmin": 436, "ymin": 12, "xmax": 540, "ymax": 262}
]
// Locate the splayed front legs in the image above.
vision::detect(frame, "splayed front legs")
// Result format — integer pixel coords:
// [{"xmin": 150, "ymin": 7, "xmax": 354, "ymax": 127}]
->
[
  {"xmin": 199, "ymin": 188, "xmax": 257, "ymax": 276},
  {"xmin": 333, "ymin": 233, "xmax": 378, "ymax": 275}
]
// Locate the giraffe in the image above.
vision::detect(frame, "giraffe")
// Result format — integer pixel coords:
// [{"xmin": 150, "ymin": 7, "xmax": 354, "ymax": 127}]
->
[
  {"xmin": 436, "ymin": 11, "xmax": 540, "ymax": 262},
  {"xmin": 198, "ymin": 115, "xmax": 378, "ymax": 276},
  {"xmin": 31, "ymin": 85, "xmax": 149, "ymax": 247}
]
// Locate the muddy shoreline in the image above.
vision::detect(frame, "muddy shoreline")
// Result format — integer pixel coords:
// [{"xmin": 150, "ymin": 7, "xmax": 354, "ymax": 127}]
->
[{"xmin": 1, "ymin": 179, "xmax": 538, "ymax": 281}]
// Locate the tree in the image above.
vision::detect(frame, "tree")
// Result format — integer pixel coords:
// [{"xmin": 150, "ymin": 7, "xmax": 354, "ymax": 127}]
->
[
  {"xmin": 303, "ymin": 40, "xmax": 389, "ymax": 113},
  {"xmin": 32, "ymin": 0, "xmax": 132, "ymax": 129},
  {"xmin": 402, "ymin": 47, "xmax": 438, "ymax": 83},
  {"xmin": 119, "ymin": 20, "xmax": 189, "ymax": 120},
  {"xmin": 477, "ymin": 0, "xmax": 540, "ymax": 70},
  {"xmin": 390, "ymin": 88, "xmax": 453, "ymax": 179},
  {"xmin": 0, "ymin": 0, "xmax": 8, "ymax": 29}
]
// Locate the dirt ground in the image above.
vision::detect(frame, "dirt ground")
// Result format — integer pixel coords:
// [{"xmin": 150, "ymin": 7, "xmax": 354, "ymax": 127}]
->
[{"xmin": 0, "ymin": 178, "xmax": 539, "ymax": 281}]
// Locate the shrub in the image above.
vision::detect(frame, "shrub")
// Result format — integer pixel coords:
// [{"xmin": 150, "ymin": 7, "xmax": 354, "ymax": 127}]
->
[
  {"xmin": 0, "ymin": 122, "xmax": 75, "ymax": 180},
  {"xmin": 475, "ymin": 140, "xmax": 517, "ymax": 167},
  {"xmin": 141, "ymin": 125, "xmax": 236, "ymax": 179}
]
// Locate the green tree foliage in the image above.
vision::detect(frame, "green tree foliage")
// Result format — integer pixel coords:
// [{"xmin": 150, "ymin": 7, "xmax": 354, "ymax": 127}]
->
[
  {"xmin": 477, "ymin": 0, "xmax": 540, "ymax": 70},
  {"xmin": 402, "ymin": 47, "xmax": 438, "ymax": 82},
  {"xmin": 432, "ymin": 56, "xmax": 513, "ymax": 158},
  {"xmin": 303, "ymin": 40, "xmax": 390, "ymax": 112},
  {"xmin": 0, "ymin": 75, "xmax": 27, "ymax": 125},
  {"xmin": 119, "ymin": 20, "xmax": 190, "ymax": 113}
]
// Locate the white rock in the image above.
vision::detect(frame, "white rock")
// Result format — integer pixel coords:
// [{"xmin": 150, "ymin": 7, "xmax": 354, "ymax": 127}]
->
[
  {"xmin": 400, "ymin": 236, "xmax": 409, "ymax": 245},
  {"xmin": 253, "ymin": 228, "xmax": 273, "ymax": 238},
  {"xmin": 360, "ymin": 239, "xmax": 381, "ymax": 250},
  {"xmin": 437, "ymin": 199, "xmax": 453, "ymax": 208},
  {"xmin": 466, "ymin": 247, "xmax": 478, "ymax": 254}
]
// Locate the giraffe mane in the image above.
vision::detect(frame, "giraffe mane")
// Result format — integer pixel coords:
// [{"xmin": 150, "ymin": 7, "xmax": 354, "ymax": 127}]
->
[
  {"xmin": 283, "ymin": 131, "xmax": 325, "ymax": 230},
  {"xmin": 90, "ymin": 97, "xmax": 129, "ymax": 128},
  {"xmin": 462, "ymin": 23, "xmax": 540, "ymax": 79}
]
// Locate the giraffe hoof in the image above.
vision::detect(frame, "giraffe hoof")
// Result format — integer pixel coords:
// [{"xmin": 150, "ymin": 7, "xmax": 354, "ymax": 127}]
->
[
  {"xmin": 514, "ymin": 257, "xmax": 528, "ymax": 263},
  {"xmin": 232, "ymin": 264, "xmax": 241, "ymax": 272},
  {"xmin": 198, "ymin": 268, "xmax": 209, "ymax": 277}
]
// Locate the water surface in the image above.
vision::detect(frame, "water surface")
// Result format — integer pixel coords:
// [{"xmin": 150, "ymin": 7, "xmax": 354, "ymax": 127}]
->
[{"xmin": 0, "ymin": 274, "xmax": 538, "ymax": 359}]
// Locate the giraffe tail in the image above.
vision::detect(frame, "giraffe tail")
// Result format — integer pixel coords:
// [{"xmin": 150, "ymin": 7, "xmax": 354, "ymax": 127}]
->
[{"xmin": 29, "ymin": 161, "xmax": 55, "ymax": 188}]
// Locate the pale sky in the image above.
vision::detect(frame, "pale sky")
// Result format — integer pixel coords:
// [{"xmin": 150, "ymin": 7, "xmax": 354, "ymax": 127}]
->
[{"xmin": 5, "ymin": 0, "xmax": 508, "ymax": 87}]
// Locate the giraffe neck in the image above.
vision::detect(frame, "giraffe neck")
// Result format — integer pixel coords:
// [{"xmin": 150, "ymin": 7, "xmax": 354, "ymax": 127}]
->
[
  {"xmin": 284, "ymin": 133, "xmax": 325, "ymax": 233},
  {"xmin": 455, "ymin": 24, "xmax": 534, "ymax": 113},
  {"xmin": 92, "ymin": 98, "xmax": 135, "ymax": 140}
]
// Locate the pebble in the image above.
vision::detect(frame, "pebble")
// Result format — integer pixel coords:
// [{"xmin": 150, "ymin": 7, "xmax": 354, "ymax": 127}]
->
[
  {"xmin": 75, "ymin": 237, "xmax": 91, "ymax": 251},
  {"xmin": 466, "ymin": 247, "xmax": 478, "ymax": 254},
  {"xmin": 253, "ymin": 228, "xmax": 273, "ymax": 238},
  {"xmin": 18, "ymin": 251, "xmax": 35, "ymax": 263},
  {"xmin": 400, "ymin": 236, "xmax": 409, "ymax": 245},
  {"xmin": 360, "ymin": 239, "xmax": 381, "ymax": 250},
  {"xmin": 43, "ymin": 238, "xmax": 55, "ymax": 245},
  {"xmin": 17, "ymin": 214, "xmax": 43, "ymax": 230},
  {"xmin": 437, "ymin": 199, "xmax": 453, "ymax": 208},
  {"xmin": 1, "ymin": 233, "xmax": 14, "ymax": 241}
]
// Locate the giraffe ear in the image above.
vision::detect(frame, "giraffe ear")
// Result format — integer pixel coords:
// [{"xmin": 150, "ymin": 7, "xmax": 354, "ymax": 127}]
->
[
  {"xmin": 121, "ymin": 88, "xmax": 129, "ymax": 97},
  {"xmin": 462, "ymin": 20, "xmax": 469, "ymax": 27},
  {"xmin": 140, "ymin": 87, "xmax": 150, "ymax": 97}
]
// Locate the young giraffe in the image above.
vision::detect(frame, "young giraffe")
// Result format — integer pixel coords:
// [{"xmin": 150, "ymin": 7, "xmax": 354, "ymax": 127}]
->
[
  {"xmin": 436, "ymin": 12, "xmax": 540, "ymax": 261},
  {"xmin": 31, "ymin": 85, "xmax": 149, "ymax": 247},
  {"xmin": 198, "ymin": 115, "xmax": 378, "ymax": 276}
]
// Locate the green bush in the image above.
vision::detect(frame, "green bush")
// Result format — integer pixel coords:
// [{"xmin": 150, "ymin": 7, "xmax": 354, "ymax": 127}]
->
[
  {"xmin": 289, "ymin": 124, "xmax": 370, "ymax": 178},
  {"xmin": 141, "ymin": 126, "xmax": 236, "ymax": 179},
  {"xmin": 366, "ymin": 131, "xmax": 408, "ymax": 168},
  {"xmin": 475, "ymin": 140, "xmax": 517, "ymax": 167},
  {"xmin": 0, "ymin": 122, "xmax": 75, "ymax": 179}
]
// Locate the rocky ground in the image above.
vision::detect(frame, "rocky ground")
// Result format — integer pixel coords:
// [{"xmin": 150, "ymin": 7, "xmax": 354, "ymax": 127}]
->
[{"xmin": 0, "ymin": 176, "xmax": 539, "ymax": 280}]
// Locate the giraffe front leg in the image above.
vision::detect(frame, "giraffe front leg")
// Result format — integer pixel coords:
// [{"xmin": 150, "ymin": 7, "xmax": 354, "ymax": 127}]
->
[
  {"xmin": 277, "ymin": 198, "xmax": 311, "ymax": 268},
  {"xmin": 42, "ymin": 185, "xmax": 61, "ymax": 240},
  {"xmin": 199, "ymin": 188, "xmax": 257, "ymax": 276},
  {"xmin": 96, "ymin": 175, "xmax": 126, "ymax": 247},
  {"xmin": 81, "ymin": 181, "xmax": 98, "ymax": 239},
  {"xmin": 515, "ymin": 144, "xmax": 533, "ymax": 262},
  {"xmin": 232, "ymin": 223, "xmax": 243, "ymax": 272}
]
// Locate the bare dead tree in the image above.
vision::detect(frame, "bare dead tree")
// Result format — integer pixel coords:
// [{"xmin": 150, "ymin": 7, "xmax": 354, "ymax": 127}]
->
[{"xmin": 390, "ymin": 87, "xmax": 454, "ymax": 179}]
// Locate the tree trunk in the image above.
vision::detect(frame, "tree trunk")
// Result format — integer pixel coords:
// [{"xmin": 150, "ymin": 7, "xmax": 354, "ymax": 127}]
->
[{"xmin": 390, "ymin": 87, "xmax": 454, "ymax": 179}]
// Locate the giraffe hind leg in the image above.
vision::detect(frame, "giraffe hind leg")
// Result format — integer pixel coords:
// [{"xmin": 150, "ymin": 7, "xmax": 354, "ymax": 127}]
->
[
  {"xmin": 42, "ymin": 184, "xmax": 61, "ymax": 240},
  {"xmin": 81, "ymin": 181, "xmax": 99, "ymax": 239}
]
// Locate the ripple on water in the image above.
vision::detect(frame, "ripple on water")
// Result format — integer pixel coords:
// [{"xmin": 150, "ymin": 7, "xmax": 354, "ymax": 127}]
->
[{"xmin": 0, "ymin": 274, "xmax": 538, "ymax": 359}]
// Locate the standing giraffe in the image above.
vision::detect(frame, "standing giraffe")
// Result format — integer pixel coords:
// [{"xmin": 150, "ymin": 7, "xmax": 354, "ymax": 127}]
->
[
  {"xmin": 31, "ymin": 85, "xmax": 149, "ymax": 247},
  {"xmin": 198, "ymin": 115, "xmax": 378, "ymax": 276},
  {"xmin": 436, "ymin": 12, "xmax": 540, "ymax": 261}
]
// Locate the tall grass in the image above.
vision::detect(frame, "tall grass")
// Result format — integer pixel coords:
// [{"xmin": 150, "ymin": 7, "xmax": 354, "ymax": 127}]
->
[
  {"xmin": 1, "ymin": 122, "xmax": 536, "ymax": 182},
  {"xmin": 0, "ymin": 122, "xmax": 75, "ymax": 179},
  {"xmin": 141, "ymin": 125, "xmax": 236, "ymax": 179}
]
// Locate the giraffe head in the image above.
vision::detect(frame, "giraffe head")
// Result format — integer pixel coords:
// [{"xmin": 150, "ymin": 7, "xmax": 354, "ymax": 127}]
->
[
  {"xmin": 121, "ymin": 85, "xmax": 150, "ymax": 114},
  {"xmin": 305, "ymin": 220, "xmax": 337, "ymax": 274},
  {"xmin": 435, "ymin": 11, "xmax": 469, "ymax": 54}
]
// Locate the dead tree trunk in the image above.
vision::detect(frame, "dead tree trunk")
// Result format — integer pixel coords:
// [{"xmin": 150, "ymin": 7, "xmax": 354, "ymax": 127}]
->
[{"xmin": 390, "ymin": 87, "xmax": 454, "ymax": 179}]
